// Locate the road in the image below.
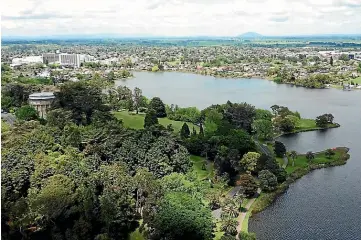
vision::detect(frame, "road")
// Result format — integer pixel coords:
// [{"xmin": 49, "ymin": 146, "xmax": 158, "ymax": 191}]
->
[
  {"xmin": 254, "ymin": 139, "xmax": 272, "ymax": 156},
  {"xmin": 1, "ymin": 113, "xmax": 16, "ymax": 126},
  {"xmin": 236, "ymin": 188, "xmax": 262, "ymax": 239}
]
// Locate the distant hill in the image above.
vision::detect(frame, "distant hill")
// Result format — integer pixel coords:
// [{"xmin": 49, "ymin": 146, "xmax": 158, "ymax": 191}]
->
[{"xmin": 238, "ymin": 32, "xmax": 263, "ymax": 38}]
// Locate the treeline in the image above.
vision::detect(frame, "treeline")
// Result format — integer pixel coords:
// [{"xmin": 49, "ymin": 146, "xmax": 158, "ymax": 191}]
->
[
  {"xmin": 1, "ymin": 81, "xmax": 200, "ymax": 240},
  {"xmin": 274, "ymin": 72, "xmax": 332, "ymax": 88}
]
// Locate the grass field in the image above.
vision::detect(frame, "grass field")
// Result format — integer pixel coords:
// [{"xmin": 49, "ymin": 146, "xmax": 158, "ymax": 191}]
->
[
  {"xmin": 353, "ymin": 76, "xmax": 361, "ymax": 84},
  {"xmin": 113, "ymin": 111, "xmax": 200, "ymax": 132},
  {"xmin": 285, "ymin": 148, "xmax": 344, "ymax": 174},
  {"xmin": 1, "ymin": 120, "xmax": 10, "ymax": 133},
  {"xmin": 190, "ymin": 155, "xmax": 214, "ymax": 180},
  {"xmin": 295, "ymin": 118, "xmax": 338, "ymax": 132}
]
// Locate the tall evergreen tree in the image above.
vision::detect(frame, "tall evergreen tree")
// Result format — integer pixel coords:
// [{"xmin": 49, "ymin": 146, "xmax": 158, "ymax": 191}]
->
[
  {"xmin": 144, "ymin": 109, "xmax": 158, "ymax": 128},
  {"xmin": 180, "ymin": 123, "xmax": 190, "ymax": 138},
  {"xmin": 330, "ymin": 56, "xmax": 333, "ymax": 66},
  {"xmin": 199, "ymin": 123, "xmax": 204, "ymax": 137},
  {"xmin": 274, "ymin": 141, "xmax": 286, "ymax": 157},
  {"xmin": 192, "ymin": 127, "xmax": 197, "ymax": 136}
]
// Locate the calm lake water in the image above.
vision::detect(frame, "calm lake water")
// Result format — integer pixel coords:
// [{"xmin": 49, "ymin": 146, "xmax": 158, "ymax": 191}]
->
[{"xmin": 116, "ymin": 71, "xmax": 361, "ymax": 240}]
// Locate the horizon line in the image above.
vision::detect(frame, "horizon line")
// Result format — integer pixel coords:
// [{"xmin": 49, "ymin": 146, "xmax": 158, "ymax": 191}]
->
[{"xmin": 2, "ymin": 33, "xmax": 361, "ymax": 40}]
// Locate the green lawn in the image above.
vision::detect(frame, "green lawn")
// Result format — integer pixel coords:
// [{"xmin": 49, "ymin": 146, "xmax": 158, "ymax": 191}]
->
[
  {"xmin": 352, "ymin": 76, "xmax": 361, "ymax": 84},
  {"xmin": 128, "ymin": 229, "xmax": 145, "ymax": 240},
  {"xmin": 285, "ymin": 148, "xmax": 344, "ymax": 174},
  {"xmin": 113, "ymin": 111, "xmax": 199, "ymax": 132},
  {"xmin": 214, "ymin": 221, "xmax": 224, "ymax": 240},
  {"xmin": 1, "ymin": 120, "xmax": 10, "ymax": 133},
  {"xmin": 190, "ymin": 155, "xmax": 214, "ymax": 180},
  {"xmin": 295, "ymin": 118, "xmax": 337, "ymax": 132}
]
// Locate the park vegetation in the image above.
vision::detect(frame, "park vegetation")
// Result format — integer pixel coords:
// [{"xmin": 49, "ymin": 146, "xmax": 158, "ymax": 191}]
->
[{"xmin": 1, "ymin": 79, "xmax": 348, "ymax": 240}]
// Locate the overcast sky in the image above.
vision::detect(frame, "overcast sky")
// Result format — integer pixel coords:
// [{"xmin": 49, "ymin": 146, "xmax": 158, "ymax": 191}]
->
[{"xmin": 2, "ymin": 0, "xmax": 361, "ymax": 37}]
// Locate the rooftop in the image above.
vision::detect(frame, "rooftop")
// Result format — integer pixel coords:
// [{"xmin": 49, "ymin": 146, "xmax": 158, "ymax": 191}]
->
[{"xmin": 29, "ymin": 92, "xmax": 55, "ymax": 100}]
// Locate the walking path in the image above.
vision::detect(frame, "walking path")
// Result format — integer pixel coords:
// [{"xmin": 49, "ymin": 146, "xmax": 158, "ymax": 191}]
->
[
  {"xmin": 282, "ymin": 155, "xmax": 288, "ymax": 168},
  {"xmin": 235, "ymin": 188, "xmax": 261, "ymax": 239}
]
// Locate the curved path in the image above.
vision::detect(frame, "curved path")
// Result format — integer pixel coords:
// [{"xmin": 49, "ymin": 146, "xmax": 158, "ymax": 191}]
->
[{"xmin": 235, "ymin": 188, "xmax": 261, "ymax": 239}]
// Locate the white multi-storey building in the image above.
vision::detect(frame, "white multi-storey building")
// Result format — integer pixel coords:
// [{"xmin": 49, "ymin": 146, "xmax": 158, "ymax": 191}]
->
[
  {"xmin": 42, "ymin": 53, "xmax": 94, "ymax": 67},
  {"xmin": 42, "ymin": 53, "xmax": 60, "ymax": 64},
  {"xmin": 59, "ymin": 53, "xmax": 81, "ymax": 67}
]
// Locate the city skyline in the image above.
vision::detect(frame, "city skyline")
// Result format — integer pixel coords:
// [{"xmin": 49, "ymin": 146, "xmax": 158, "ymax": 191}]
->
[{"xmin": 2, "ymin": 0, "xmax": 361, "ymax": 37}]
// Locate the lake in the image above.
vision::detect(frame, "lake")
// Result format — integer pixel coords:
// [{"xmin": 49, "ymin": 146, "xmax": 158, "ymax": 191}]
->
[{"xmin": 116, "ymin": 71, "xmax": 361, "ymax": 239}]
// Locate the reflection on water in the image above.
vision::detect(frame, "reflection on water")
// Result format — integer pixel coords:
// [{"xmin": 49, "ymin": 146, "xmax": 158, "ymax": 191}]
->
[{"xmin": 116, "ymin": 71, "xmax": 361, "ymax": 240}]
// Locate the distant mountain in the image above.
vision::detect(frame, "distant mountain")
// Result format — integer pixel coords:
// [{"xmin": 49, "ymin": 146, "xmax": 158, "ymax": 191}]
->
[{"xmin": 238, "ymin": 32, "xmax": 263, "ymax": 38}]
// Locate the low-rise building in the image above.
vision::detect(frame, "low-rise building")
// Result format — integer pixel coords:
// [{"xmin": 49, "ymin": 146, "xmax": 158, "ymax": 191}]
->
[
  {"xmin": 28, "ymin": 92, "xmax": 55, "ymax": 119},
  {"xmin": 11, "ymin": 56, "xmax": 43, "ymax": 66}
]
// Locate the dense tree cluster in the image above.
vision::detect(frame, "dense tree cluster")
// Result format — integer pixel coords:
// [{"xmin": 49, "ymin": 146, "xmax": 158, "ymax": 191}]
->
[
  {"xmin": 1, "ymin": 83, "xmax": 42, "ymax": 111},
  {"xmin": 272, "ymin": 105, "xmax": 301, "ymax": 133},
  {"xmin": 1, "ymin": 82, "xmax": 196, "ymax": 240},
  {"xmin": 166, "ymin": 105, "xmax": 202, "ymax": 124},
  {"xmin": 315, "ymin": 113, "xmax": 334, "ymax": 127}
]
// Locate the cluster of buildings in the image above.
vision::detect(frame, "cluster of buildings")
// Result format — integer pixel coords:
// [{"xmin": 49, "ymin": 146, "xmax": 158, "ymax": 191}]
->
[
  {"xmin": 318, "ymin": 51, "xmax": 361, "ymax": 60},
  {"xmin": 11, "ymin": 52, "xmax": 95, "ymax": 68}
]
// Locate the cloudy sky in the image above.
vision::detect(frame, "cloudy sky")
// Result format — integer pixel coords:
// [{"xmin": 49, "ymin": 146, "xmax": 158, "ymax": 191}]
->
[{"xmin": 2, "ymin": 0, "xmax": 361, "ymax": 37}]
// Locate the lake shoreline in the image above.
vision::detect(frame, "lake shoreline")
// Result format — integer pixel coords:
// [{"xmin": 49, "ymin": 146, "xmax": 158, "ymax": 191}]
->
[
  {"xmin": 130, "ymin": 70, "xmax": 353, "ymax": 90},
  {"xmin": 273, "ymin": 122, "xmax": 341, "ymax": 140},
  {"xmin": 246, "ymin": 147, "xmax": 350, "ymax": 229}
]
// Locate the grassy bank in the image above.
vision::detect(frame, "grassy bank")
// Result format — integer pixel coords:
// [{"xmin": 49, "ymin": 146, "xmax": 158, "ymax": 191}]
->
[
  {"xmin": 296, "ymin": 118, "xmax": 339, "ymax": 132},
  {"xmin": 190, "ymin": 155, "xmax": 214, "ymax": 180},
  {"xmin": 251, "ymin": 147, "xmax": 350, "ymax": 214},
  {"xmin": 273, "ymin": 119, "xmax": 340, "ymax": 139},
  {"xmin": 113, "ymin": 111, "xmax": 200, "ymax": 132}
]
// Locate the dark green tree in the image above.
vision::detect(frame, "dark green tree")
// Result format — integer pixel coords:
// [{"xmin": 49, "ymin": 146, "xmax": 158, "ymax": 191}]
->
[
  {"xmin": 144, "ymin": 109, "xmax": 159, "ymax": 128},
  {"xmin": 15, "ymin": 105, "xmax": 38, "ymax": 121},
  {"xmin": 306, "ymin": 151, "xmax": 315, "ymax": 161},
  {"xmin": 149, "ymin": 97, "xmax": 167, "ymax": 117},
  {"xmin": 224, "ymin": 102, "xmax": 256, "ymax": 133},
  {"xmin": 258, "ymin": 170, "xmax": 278, "ymax": 192},
  {"xmin": 192, "ymin": 126, "xmax": 197, "ymax": 136},
  {"xmin": 274, "ymin": 141, "xmax": 286, "ymax": 157},
  {"xmin": 199, "ymin": 123, "xmax": 204, "ymax": 137},
  {"xmin": 315, "ymin": 115, "xmax": 329, "ymax": 127},
  {"xmin": 180, "ymin": 123, "xmax": 190, "ymax": 138},
  {"xmin": 325, "ymin": 149, "xmax": 335, "ymax": 159},
  {"xmin": 46, "ymin": 109, "xmax": 73, "ymax": 129},
  {"xmin": 152, "ymin": 192, "xmax": 213, "ymax": 240},
  {"xmin": 238, "ymin": 174, "xmax": 258, "ymax": 198},
  {"xmin": 278, "ymin": 117, "xmax": 296, "ymax": 132},
  {"xmin": 53, "ymin": 81, "xmax": 108, "ymax": 125},
  {"xmin": 133, "ymin": 87, "xmax": 142, "ymax": 114},
  {"xmin": 330, "ymin": 56, "xmax": 333, "ymax": 66}
]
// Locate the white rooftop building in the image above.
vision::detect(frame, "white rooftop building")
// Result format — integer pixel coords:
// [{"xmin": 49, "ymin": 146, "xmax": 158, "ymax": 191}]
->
[
  {"xmin": 11, "ymin": 56, "xmax": 43, "ymax": 66},
  {"xmin": 28, "ymin": 92, "xmax": 55, "ymax": 119}
]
